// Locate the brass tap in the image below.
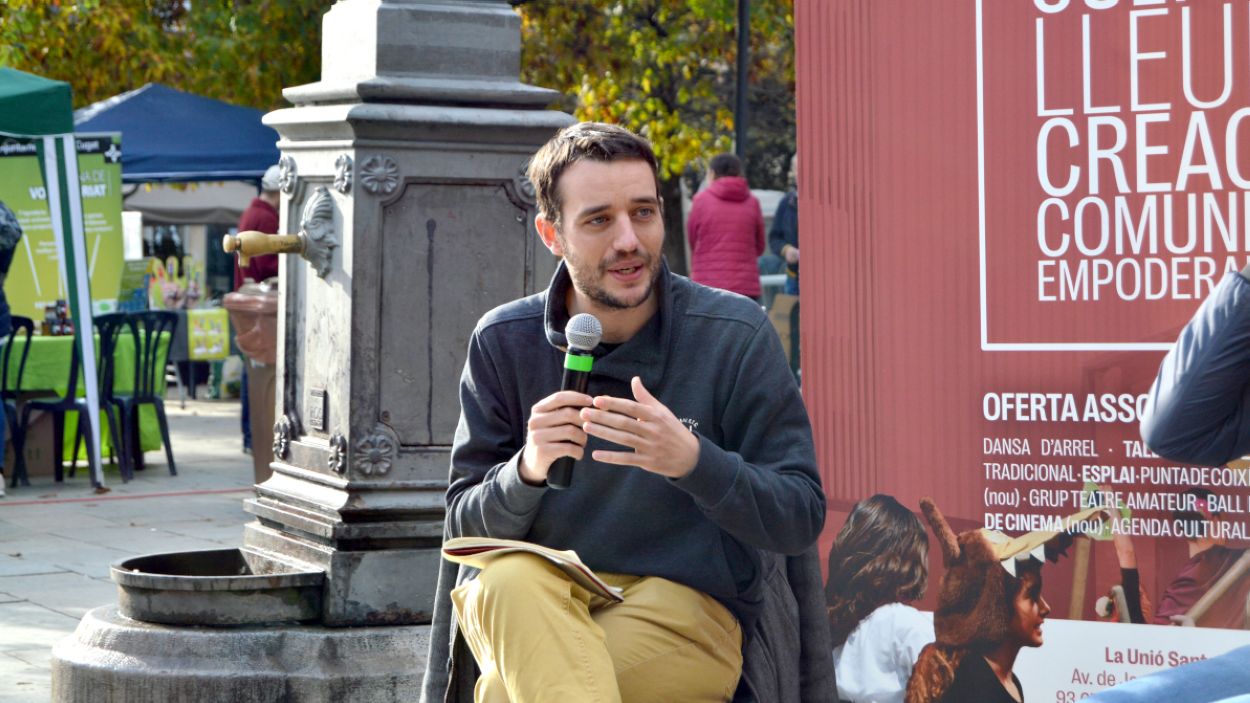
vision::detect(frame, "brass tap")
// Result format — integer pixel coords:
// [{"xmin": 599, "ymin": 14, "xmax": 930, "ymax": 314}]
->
[{"xmin": 222, "ymin": 231, "xmax": 305, "ymax": 267}]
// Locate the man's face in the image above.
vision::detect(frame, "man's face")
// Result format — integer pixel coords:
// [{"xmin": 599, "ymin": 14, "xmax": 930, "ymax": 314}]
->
[{"xmin": 540, "ymin": 158, "xmax": 664, "ymax": 311}]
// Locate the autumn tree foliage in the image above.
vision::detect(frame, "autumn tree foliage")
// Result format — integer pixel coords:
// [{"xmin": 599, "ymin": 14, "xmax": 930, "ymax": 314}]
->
[
  {"xmin": 517, "ymin": 0, "xmax": 796, "ymax": 270},
  {"xmin": 0, "ymin": 0, "xmax": 322, "ymax": 111},
  {"xmin": 2, "ymin": 1, "xmax": 794, "ymax": 182},
  {"xmin": 1, "ymin": 1, "xmax": 795, "ymax": 270},
  {"xmin": 517, "ymin": 0, "xmax": 796, "ymax": 189}
]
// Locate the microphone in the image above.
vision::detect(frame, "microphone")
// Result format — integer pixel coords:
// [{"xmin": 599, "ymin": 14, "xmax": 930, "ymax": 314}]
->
[{"xmin": 548, "ymin": 313, "xmax": 602, "ymax": 490}]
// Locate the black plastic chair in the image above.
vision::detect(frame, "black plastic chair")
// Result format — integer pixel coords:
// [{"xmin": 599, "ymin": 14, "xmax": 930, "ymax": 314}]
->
[
  {"xmin": 19, "ymin": 319, "xmax": 127, "ymax": 485},
  {"xmin": 2, "ymin": 315, "xmax": 34, "ymax": 487},
  {"xmin": 72, "ymin": 313, "xmax": 136, "ymax": 480},
  {"xmin": 112, "ymin": 311, "xmax": 178, "ymax": 476}
]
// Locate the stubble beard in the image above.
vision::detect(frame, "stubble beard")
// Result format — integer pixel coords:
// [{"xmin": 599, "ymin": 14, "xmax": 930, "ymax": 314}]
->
[{"xmin": 563, "ymin": 243, "xmax": 661, "ymax": 311}]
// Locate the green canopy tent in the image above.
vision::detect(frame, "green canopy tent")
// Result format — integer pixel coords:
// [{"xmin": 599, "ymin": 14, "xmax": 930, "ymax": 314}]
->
[{"xmin": 0, "ymin": 68, "xmax": 104, "ymax": 487}]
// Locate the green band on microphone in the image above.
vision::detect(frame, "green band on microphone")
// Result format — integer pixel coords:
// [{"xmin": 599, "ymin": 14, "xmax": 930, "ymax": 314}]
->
[{"xmin": 565, "ymin": 353, "xmax": 593, "ymax": 372}]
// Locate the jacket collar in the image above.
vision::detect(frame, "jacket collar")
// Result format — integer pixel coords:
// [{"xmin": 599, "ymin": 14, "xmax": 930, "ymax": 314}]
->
[{"xmin": 543, "ymin": 259, "xmax": 680, "ymax": 388}]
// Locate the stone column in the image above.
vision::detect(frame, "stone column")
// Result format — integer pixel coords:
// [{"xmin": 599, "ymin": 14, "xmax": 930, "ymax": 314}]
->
[{"xmin": 247, "ymin": 0, "xmax": 573, "ymax": 626}]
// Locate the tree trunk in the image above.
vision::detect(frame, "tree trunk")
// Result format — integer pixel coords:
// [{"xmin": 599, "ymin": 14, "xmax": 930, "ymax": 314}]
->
[{"xmin": 661, "ymin": 176, "xmax": 688, "ymax": 275}]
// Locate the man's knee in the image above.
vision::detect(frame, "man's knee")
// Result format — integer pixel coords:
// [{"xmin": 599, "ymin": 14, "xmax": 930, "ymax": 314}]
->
[{"xmin": 473, "ymin": 552, "xmax": 568, "ymax": 600}]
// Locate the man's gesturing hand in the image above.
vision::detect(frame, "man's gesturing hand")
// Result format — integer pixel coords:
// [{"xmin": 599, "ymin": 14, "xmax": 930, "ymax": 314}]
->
[
  {"xmin": 519, "ymin": 390, "xmax": 593, "ymax": 485},
  {"xmin": 580, "ymin": 376, "xmax": 700, "ymax": 478}
]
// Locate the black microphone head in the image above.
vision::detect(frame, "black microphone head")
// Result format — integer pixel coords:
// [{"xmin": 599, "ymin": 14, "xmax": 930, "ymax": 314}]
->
[{"xmin": 565, "ymin": 313, "xmax": 602, "ymax": 352}]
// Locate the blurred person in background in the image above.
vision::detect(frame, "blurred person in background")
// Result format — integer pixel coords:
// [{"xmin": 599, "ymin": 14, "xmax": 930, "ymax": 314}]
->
[
  {"xmin": 770, "ymin": 154, "xmax": 799, "ymax": 296},
  {"xmin": 0, "ymin": 201, "xmax": 24, "ymax": 497},
  {"xmin": 233, "ymin": 164, "xmax": 281, "ymax": 454},
  {"xmin": 686, "ymin": 152, "xmax": 766, "ymax": 301}
]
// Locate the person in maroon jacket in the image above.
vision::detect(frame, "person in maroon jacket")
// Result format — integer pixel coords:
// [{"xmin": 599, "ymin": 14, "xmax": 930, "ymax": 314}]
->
[
  {"xmin": 233, "ymin": 164, "xmax": 281, "ymax": 454},
  {"xmin": 686, "ymin": 153, "xmax": 766, "ymax": 300},
  {"xmin": 233, "ymin": 165, "xmax": 282, "ymax": 289}
]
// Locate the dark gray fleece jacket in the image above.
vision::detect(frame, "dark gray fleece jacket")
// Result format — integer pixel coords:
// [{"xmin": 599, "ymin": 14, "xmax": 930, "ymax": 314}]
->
[
  {"xmin": 444, "ymin": 261, "xmax": 826, "ymax": 622},
  {"xmin": 423, "ymin": 262, "xmax": 835, "ymax": 703}
]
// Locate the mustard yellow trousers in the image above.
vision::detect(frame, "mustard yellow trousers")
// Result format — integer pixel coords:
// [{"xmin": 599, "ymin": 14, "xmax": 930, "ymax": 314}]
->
[{"xmin": 451, "ymin": 552, "xmax": 743, "ymax": 703}]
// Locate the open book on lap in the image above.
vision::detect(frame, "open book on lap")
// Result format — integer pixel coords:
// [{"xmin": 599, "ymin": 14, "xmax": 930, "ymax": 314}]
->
[{"xmin": 442, "ymin": 537, "xmax": 625, "ymax": 603}]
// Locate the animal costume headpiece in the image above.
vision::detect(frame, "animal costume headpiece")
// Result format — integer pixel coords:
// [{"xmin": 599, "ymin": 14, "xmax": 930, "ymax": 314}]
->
[{"xmin": 919, "ymin": 498, "xmax": 1109, "ymax": 649}]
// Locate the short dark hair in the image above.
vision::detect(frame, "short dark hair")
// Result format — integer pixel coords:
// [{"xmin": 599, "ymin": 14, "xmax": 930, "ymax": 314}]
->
[
  {"xmin": 1174, "ymin": 487, "xmax": 1218, "ymax": 537},
  {"xmin": 709, "ymin": 153, "xmax": 742, "ymax": 178},
  {"xmin": 526, "ymin": 122, "xmax": 661, "ymax": 226}
]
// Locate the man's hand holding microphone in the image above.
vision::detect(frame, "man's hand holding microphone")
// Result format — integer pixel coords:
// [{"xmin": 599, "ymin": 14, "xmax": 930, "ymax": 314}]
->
[{"xmin": 518, "ymin": 314, "xmax": 700, "ymax": 488}]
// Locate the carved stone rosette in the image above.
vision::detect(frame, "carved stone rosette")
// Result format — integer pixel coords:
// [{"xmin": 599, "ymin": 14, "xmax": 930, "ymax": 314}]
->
[
  {"xmin": 300, "ymin": 186, "xmax": 339, "ymax": 278},
  {"xmin": 352, "ymin": 423, "xmax": 398, "ymax": 476},
  {"xmin": 359, "ymin": 155, "xmax": 400, "ymax": 195},
  {"xmin": 514, "ymin": 162, "xmax": 536, "ymax": 205},
  {"xmin": 278, "ymin": 155, "xmax": 297, "ymax": 194},
  {"xmin": 333, "ymin": 154, "xmax": 353, "ymax": 194},
  {"xmin": 328, "ymin": 432, "xmax": 348, "ymax": 475},
  {"xmin": 272, "ymin": 415, "xmax": 294, "ymax": 460}
]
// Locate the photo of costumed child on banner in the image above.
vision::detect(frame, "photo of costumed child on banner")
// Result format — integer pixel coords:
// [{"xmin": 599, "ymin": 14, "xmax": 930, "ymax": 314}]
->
[{"xmin": 905, "ymin": 500, "xmax": 1114, "ymax": 703}]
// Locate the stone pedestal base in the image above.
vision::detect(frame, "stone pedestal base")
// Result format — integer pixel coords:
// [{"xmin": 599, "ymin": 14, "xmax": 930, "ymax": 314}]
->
[{"xmin": 51, "ymin": 606, "xmax": 430, "ymax": 702}]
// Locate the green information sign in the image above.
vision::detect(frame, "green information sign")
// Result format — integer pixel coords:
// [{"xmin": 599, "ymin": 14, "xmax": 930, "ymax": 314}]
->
[{"xmin": 0, "ymin": 132, "xmax": 123, "ymax": 320}]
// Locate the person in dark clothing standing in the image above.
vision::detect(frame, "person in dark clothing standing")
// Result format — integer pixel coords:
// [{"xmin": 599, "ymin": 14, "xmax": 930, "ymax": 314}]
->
[
  {"xmin": 687, "ymin": 153, "xmax": 766, "ymax": 300},
  {"xmin": 0, "ymin": 201, "xmax": 23, "ymax": 497},
  {"xmin": 769, "ymin": 154, "xmax": 800, "ymax": 296},
  {"xmin": 425, "ymin": 123, "xmax": 827, "ymax": 702},
  {"xmin": 234, "ymin": 164, "xmax": 281, "ymax": 454}
]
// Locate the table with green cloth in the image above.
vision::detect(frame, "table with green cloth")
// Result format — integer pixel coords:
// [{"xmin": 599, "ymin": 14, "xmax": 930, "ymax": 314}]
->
[{"xmin": 4, "ymin": 332, "xmax": 170, "ymax": 463}]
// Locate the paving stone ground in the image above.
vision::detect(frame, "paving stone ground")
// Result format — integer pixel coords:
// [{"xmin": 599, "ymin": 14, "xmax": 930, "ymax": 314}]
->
[{"xmin": 0, "ymin": 397, "xmax": 254, "ymax": 703}]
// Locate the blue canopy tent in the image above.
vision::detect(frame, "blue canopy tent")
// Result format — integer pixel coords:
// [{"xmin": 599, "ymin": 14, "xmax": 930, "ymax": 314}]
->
[{"xmin": 73, "ymin": 84, "xmax": 280, "ymax": 184}]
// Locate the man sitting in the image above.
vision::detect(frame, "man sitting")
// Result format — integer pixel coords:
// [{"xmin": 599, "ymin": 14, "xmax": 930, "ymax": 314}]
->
[{"xmin": 423, "ymin": 122, "xmax": 828, "ymax": 702}]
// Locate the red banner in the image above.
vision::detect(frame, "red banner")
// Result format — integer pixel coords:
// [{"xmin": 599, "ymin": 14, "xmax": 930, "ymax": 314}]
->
[{"xmin": 798, "ymin": 1, "xmax": 1250, "ymax": 699}]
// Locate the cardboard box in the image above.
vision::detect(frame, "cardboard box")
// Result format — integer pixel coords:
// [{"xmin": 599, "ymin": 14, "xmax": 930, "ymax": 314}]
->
[{"xmin": 3, "ymin": 406, "xmax": 55, "ymax": 479}]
